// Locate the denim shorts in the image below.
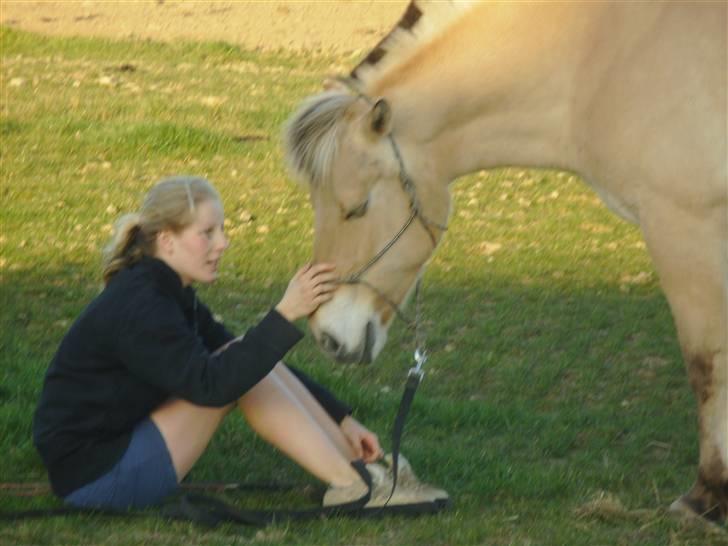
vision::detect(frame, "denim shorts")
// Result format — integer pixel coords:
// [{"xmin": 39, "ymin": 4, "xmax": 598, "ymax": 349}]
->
[{"xmin": 64, "ymin": 418, "xmax": 179, "ymax": 510}]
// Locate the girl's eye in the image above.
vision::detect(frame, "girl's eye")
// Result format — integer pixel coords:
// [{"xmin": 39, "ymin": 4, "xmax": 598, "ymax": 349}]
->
[{"xmin": 344, "ymin": 201, "xmax": 369, "ymax": 221}]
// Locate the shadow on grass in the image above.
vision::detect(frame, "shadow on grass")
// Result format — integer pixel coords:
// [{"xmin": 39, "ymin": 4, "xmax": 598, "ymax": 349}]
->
[{"xmin": 0, "ymin": 264, "xmax": 702, "ymax": 534}]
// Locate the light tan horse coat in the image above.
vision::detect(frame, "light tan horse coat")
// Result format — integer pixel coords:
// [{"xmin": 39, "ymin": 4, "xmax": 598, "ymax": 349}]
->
[{"xmin": 284, "ymin": 1, "xmax": 727, "ymax": 522}]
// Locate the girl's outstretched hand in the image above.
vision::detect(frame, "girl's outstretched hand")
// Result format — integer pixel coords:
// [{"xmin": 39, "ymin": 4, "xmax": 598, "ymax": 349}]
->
[{"xmin": 275, "ymin": 263, "xmax": 337, "ymax": 322}]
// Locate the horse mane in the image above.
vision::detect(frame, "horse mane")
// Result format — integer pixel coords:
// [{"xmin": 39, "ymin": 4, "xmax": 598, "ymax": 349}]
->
[
  {"xmin": 283, "ymin": 91, "xmax": 358, "ymax": 188},
  {"xmin": 284, "ymin": 1, "xmax": 474, "ymax": 187},
  {"xmin": 350, "ymin": 0, "xmax": 476, "ymax": 87}
]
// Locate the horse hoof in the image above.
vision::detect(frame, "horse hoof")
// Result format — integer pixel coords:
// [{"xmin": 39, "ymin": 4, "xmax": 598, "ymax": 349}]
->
[
  {"xmin": 669, "ymin": 496, "xmax": 725, "ymax": 527},
  {"xmin": 669, "ymin": 497, "xmax": 697, "ymax": 518}
]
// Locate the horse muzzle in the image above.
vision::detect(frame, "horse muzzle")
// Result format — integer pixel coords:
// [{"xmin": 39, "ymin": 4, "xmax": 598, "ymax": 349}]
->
[
  {"xmin": 318, "ymin": 321, "xmax": 377, "ymax": 364},
  {"xmin": 309, "ymin": 290, "xmax": 389, "ymax": 364}
]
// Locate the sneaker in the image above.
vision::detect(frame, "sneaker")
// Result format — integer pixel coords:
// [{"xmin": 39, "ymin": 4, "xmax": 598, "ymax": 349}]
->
[
  {"xmin": 322, "ymin": 460, "xmax": 448, "ymax": 509},
  {"xmin": 322, "ymin": 467, "xmax": 371, "ymax": 507},
  {"xmin": 383, "ymin": 453, "xmax": 449, "ymax": 502}
]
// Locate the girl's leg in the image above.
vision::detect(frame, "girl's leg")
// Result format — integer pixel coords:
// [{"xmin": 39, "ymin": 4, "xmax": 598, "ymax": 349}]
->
[
  {"xmin": 150, "ymin": 399, "xmax": 232, "ymax": 481},
  {"xmin": 237, "ymin": 365, "xmax": 360, "ymax": 487},
  {"xmin": 271, "ymin": 363, "xmax": 357, "ymax": 459},
  {"xmin": 152, "ymin": 364, "xmax": 361, "ymax": 487}
]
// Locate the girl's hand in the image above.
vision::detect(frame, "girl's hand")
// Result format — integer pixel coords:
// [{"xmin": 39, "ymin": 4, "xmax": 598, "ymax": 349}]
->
[
  {"xmin": 340, "ymin": 416, "xmax": 383, "ymax": 463},
  {"xmin": 275, "ymin": 263, "xmax": 337, "ymax": 322}
]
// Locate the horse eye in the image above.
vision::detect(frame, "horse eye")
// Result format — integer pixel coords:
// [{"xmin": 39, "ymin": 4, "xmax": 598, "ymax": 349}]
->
[{"xmin": 344, "ymin": 201, "xmax": 369, "ymax": 220}]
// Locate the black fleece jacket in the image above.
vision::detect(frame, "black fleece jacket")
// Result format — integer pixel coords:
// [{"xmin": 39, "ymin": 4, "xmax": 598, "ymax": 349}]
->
[{"xmin": 33, "ymin": 257, "xmax": 351, "ymax": 497}]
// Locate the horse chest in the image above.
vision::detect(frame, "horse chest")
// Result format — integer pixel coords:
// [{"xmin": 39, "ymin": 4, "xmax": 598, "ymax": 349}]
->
[{"xmin": 583, "ymin": 178, "xmax": 640, "ymax": 226}]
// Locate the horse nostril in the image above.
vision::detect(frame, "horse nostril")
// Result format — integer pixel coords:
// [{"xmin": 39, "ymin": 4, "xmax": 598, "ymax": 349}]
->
[{"xmin": 320, "ymin": 332, "xmax": 341, "ymax": 354}]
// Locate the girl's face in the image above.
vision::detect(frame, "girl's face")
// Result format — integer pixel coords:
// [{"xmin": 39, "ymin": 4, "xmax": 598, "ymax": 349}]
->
[{"xmin": 156, "ymin": 198, "xmax": 229, "ymax": 286}]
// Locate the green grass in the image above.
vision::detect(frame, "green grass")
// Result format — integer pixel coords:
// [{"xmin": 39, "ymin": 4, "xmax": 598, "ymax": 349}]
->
[{"xmin": 1, "ymin": 27, "xmax": 725, "ymax": 545}]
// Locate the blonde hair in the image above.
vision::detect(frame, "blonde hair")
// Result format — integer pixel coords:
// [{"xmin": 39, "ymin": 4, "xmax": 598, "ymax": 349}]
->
[{"xmin": 102, "ymin": 176, "xmax": 221, "ymax": 284}]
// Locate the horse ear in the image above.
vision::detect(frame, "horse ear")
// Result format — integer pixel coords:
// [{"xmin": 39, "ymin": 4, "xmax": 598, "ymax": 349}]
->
[
  {"xmin": 368, "ymin": 98, "xmax": 392, "ymax": 137},
  {"xmin": 322, "ymin": 76, "xmax": 347, "ymax": 91}
]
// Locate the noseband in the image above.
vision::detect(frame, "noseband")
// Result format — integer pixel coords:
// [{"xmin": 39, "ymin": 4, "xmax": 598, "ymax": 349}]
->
[{"xmin": 335, "ymin": 90, "xmax": 448, "ymax": 324}]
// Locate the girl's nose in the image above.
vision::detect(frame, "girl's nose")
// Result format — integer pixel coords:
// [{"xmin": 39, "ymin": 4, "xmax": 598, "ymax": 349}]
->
[{"xmin": 215, "ymin": 230, "xmax": 229, "ymax": 251}]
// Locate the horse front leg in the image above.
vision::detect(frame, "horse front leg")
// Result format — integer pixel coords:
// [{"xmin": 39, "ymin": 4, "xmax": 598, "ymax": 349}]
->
[{"xmin": 640, "ymin": 195, "xmax": 727, "ymax": 524}]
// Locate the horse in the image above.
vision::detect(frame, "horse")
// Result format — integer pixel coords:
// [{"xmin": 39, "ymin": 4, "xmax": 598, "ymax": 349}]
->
[{"xmin": 283, "ymin": 1, "xmax": 727, "ymax": 523}]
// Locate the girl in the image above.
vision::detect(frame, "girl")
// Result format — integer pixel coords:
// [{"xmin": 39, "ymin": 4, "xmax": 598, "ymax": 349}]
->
[{"xmin": 33, "ymin": 176, "xmax": 446, "ymax": 511}]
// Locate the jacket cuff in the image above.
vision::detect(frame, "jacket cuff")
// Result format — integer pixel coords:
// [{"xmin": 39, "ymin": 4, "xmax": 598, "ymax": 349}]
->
[{"xmin": 253, "ymin": 308, "xmax": 304, "ymax": 349}]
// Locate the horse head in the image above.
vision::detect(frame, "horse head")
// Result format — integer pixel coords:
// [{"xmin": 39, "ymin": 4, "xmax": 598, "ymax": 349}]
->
[{"xmin": 284, "ymin": 88, "xmax": 450, "ymax": 364}]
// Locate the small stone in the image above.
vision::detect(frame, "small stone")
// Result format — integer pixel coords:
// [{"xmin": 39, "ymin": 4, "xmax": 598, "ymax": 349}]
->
[{"xmin": 478, "ymin": 241, "xmax": 502, "ymax": 256}]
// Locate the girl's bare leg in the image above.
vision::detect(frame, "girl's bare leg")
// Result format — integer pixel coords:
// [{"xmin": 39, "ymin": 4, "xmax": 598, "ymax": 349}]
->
[
  {"xmin": 151, "ymin": 400, "xmax": 232, "ymax": 481},
  {"xmin": 151, "ymin": 364, "xmax": 361, "ymax": 487},
  {"xmin": 237, "ymin": 367, "xmax": 360, "ymax": 487},
  {"xmin": 271, "ymin": 363, "xmax": 357, "ymax": 459}
]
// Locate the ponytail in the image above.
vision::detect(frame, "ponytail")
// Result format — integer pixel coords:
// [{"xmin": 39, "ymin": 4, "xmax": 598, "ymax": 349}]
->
[{"xmin": 102, "ymin": 213, "xmax": 147, "ymax": 285}]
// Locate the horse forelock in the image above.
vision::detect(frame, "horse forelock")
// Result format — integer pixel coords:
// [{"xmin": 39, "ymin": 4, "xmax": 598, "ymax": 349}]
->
[
  {"xmin": 351, "ymin": 0, "xmax": 475, "ymax": 86},
  {"xmin": 284, "ymin": 91, "xmax": 357, "ymax": 188}
]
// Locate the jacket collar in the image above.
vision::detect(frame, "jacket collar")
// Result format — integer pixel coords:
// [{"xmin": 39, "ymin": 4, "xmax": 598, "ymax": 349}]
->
[{"xmin": 136, "ymin": 256, "xmax": 196, "ymax": 310}]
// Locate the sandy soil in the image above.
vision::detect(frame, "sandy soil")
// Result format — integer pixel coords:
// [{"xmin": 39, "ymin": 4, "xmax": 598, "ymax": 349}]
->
[{"xmin": 0, "ymin": 1, "xmax": 408, "ymax": 53}]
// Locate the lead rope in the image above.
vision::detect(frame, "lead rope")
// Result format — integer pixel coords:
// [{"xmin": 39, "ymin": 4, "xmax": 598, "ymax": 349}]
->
[
  {"xmin": 325, "ymin": 77, "xmax": 444, "ymax": 509},
  {"xmin": 384, "ymin": 279, "xmax": 428, "ymax": 507},
  {"xmin": 1, "ymin": 460, "xmax": 374, "ymax": 526}
]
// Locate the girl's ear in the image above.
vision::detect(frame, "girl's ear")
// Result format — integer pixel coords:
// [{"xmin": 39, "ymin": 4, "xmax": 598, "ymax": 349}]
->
[{"xmin": 156, "ymin": 230, "xmax": 174, "ymax": 256}]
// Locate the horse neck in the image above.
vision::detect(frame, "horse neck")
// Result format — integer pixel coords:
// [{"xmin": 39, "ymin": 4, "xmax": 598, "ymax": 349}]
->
[{"xmin": 362, "ymin": 3, "xmax": 609, "ymax": 182}]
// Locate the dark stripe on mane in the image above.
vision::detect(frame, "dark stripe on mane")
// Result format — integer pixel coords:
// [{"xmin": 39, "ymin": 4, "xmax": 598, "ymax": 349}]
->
[
  {"xmin": 351, "ymin": 0, "xmax": 423, "ymax": 78},
  {"xmin": 363, "ymin": 46, "xmax": 387, "ymax": 67},
  {"xmin": 399, "ymin": 2, "xmax": 424, "ymax": 30}
]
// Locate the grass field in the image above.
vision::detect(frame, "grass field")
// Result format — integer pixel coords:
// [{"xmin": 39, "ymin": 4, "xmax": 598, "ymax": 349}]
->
[{"xmin": 1, "ymin": 27, "xmax": 725, "ymax": 545}]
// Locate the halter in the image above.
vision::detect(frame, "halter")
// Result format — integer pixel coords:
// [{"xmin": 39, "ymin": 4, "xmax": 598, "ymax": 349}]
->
[
  {"xmin": 335, "ymin": 87, "xmax": 448, "ymax": 326},
  {"xmin": 343, "ymin": 134, "xmax": 447, "ymax": 280}
]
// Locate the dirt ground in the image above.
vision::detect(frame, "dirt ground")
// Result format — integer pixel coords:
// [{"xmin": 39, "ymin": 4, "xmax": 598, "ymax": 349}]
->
[{"xmin": 0, "ymin": 1, "xmax": 408, "ymax": 53}]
